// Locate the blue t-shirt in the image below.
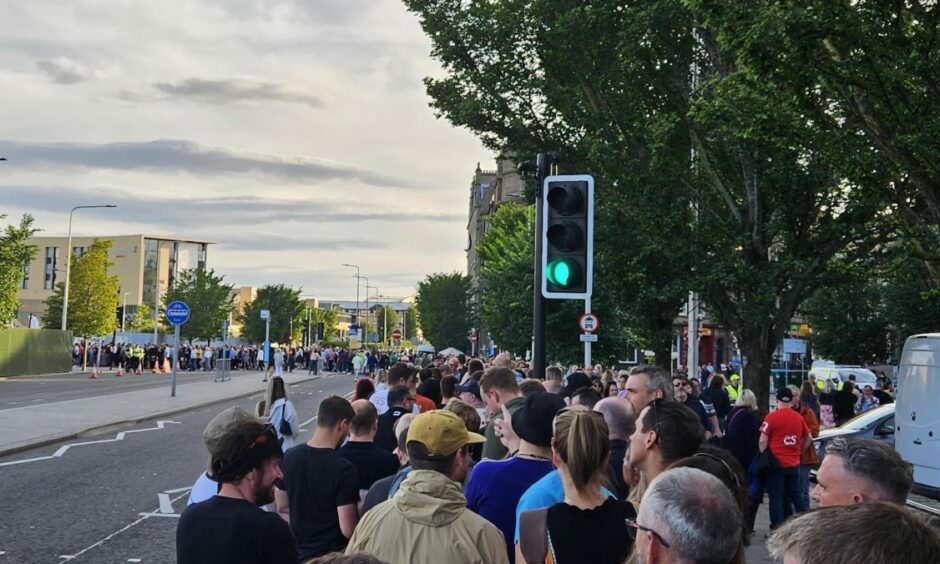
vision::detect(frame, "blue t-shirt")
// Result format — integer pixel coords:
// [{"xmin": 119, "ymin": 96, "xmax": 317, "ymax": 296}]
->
[
  {"xmin": 465, "ymin": 457, "xmax": 554, "ymax": 563},
  {"xmin": 513, "ymin": 470, "xmax": 615, "ymax": 543}
]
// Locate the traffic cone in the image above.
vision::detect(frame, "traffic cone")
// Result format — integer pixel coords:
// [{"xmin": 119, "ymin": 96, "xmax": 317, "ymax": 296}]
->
[
  {"xmin": 115, "ymin": 363, "xmax": 124, "ymax": 377},
  {"xmin": 89, "ymin": 365, "xmax": 98, "ymax": 379}
]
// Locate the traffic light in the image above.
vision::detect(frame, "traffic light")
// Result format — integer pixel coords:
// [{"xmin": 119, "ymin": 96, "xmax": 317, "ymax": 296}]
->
[{"xmin": 541, "ymin": 175, "xmax": 594, "ymax": 299}]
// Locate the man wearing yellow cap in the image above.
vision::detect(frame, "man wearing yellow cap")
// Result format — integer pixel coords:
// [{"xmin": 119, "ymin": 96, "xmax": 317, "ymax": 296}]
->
[
  {"xmin": 345, "ymin": 410, "xmax": 509, "ymax": 564},
  {"xmin": 725, "ymin": 373, "xmax": 742, "ymax": 402}
]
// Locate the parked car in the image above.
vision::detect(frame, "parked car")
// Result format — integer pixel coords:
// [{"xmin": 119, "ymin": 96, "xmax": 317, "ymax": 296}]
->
[
  {"xmin": 810, "ymin": 361, "xmax": 879, "ymax": 389},
  {"xmin": 813, "ymin": 403, "xmax": 895, "ymax": 463}
]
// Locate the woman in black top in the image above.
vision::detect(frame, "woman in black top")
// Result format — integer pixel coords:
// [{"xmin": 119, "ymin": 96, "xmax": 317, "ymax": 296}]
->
[{"xmin": 517, "ymin": 408, "xmax": 635, "ymax": 564}]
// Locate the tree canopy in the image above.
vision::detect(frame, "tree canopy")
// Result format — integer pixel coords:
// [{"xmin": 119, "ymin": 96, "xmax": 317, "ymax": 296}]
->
[
  {"xmin": 42, "ymin": 239, "xmax": 120, "ymax": 338},
  {"xmin": 239, "ymin": 284, "xmax": 304, "ymax": 344},
  {"xmin": 416, "ymin": 272, "xmax": 472, "ymax": 350},
  {"xmin": 162, "ymin": 265, "xmax": 234, "ymax": 342},
  {"xmin": 0, "ymin": 213, "xmax": 37, "ymax": 328}
]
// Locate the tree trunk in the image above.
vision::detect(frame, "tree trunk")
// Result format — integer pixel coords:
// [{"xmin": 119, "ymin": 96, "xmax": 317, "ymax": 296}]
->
[{"xmin": 740, "ymin": 335, "xmax": 775, "ymax": 414}]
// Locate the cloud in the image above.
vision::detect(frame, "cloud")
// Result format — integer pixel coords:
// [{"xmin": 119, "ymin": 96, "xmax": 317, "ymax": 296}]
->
[
  {"xmin": 152, "ymin": 77, "xmax": 322, "ymax": 108},
  {"xmin": 0, "ymin": 185, "xmax": 465, "ymax": 228},
  {"xmin": 219, "ymin": 234, "xmax": 390, "ymax": 252},
  {"xmin": 35, "ymin": 57, "xmax": 103, "ymax": 84},
  {"xmin": 0, "ymin": 139, "xmax": 408, "ymax": 188}
]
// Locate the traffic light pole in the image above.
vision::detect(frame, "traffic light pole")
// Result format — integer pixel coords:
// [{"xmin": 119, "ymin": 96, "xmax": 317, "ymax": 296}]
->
[{"xmin": 532, "ymin": 152, "xmax": 551, "ymax": 380}]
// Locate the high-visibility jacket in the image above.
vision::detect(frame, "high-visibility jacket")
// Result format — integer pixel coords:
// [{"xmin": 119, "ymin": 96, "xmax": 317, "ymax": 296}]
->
[{"xmin": 725, "ymin": 384, "xmax": 741, "ymax": 401}]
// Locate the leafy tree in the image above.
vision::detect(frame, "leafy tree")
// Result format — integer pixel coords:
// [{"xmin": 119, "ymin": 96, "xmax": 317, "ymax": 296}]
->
[
  {"xmin": 0, "ymin": 213, "xmax": 38, "ymax": 328},
  {"xmin": 240, "ymin": 284, "xmax": 304, "ymax": 344},
  {"xmin": 416, "ymin": 272, "xmax": 472, "ymax": 351},
  {"xmin": 374, "ymin": 305, "xmax": 399, "ymax": 343},
  {"xmin": 803, "ymin": 265, "xmax": 888, "ymax": 365},
  {"xmin": 42, "ymin": 239, "xmax": 120, "ymax": 340},
  {"xmin": 310, "ymin": 307, "xmax": 339, "ymax": 341},
  {"xmin": 883, "ymin": 253, "xmax": 940, "ymax": 349},
  {"xmin": 404, "ymin": 0, "xmax": 891, "ymax": 407},
  {"xmin": 127, "ymin": 303, "xmax": 155, "ymax": 333},
  {"xmin": 162, "ymin": 265, "xmax": 234, "ymax": 342},
  {"xmin": 403, "ymin": 306, "xmax": 419, "ymax": 340}
]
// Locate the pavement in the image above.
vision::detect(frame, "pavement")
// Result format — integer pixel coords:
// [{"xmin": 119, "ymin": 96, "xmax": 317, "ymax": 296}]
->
[{"xmin": 0, "ymin": 367, "xmax": 329, "ymax": 457}]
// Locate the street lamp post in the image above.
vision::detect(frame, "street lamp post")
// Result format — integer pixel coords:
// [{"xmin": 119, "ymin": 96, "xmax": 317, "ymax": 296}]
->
[
  {"xmin": 367, "ymin": 285, "xmax": 379, "ymax": 342},
  {"xmin": 342, "ymin": 263, "xmax": 361, "ymax": 338},
  {"xmin": 361, "ymin": 276, "xmax": 370, "ymax": 345},
  {"xmin": 121, "ymin": 292, "xmax": 130, "ymax": 332},
  {"xmin": 61, "ymin": 205, "xmax": 117, "ymax": 331}
]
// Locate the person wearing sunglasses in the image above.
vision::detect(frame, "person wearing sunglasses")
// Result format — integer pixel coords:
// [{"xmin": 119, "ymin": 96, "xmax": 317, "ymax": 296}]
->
[
  {"xmin": 178, "ymin": 419, "xmax": 297, "ymax": 564},
  {"xmin": 631, "ymin": 467, "xmax": 741, "ymax": 564}
]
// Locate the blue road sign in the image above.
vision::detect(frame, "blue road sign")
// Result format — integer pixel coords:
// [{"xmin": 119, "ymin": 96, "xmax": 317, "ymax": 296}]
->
[{"xmin": 165, "ymin": 301, "xmax": 191, "ymax": 325}]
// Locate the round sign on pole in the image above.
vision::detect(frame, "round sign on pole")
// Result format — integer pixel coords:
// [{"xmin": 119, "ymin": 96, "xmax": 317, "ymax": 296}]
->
[
  {"xmin": 578, "ymin": 312, "xmax": 599, "ymax": 333},
  {"xmin": 166, "ymin": 301, "xmax": 191, "ymax": 325},
  {"xmin": 392, "ymin": 328, "xmax": 402, "ymax": 340}
]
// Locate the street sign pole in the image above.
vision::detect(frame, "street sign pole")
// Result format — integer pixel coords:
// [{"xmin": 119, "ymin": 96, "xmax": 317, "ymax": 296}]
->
[
  {"xmin": 172, "ymin": 323, "xmax": 180, "ymax": 397},
  {"xmin": 165, "ymin": 300, "xmax": 190, "ymax": 398},
  {"xmin": 584, "ymin": 296, "xmax": 591, "ymax": 369}
]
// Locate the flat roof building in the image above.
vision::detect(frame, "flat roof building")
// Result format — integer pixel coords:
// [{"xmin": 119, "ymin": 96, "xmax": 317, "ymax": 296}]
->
[{"xmin": 18, "ymin": 234, "xmax": 213, "ymax": 326}]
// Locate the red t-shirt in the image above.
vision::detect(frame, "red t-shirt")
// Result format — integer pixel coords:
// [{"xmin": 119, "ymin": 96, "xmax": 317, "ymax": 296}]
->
[
  {"xmin": 414, "ymin": 393, "xmax": 436, "ymax": 413},
  {"xmin": 760, "ymin": 408, "xmax": 811, "ymax": 468}
]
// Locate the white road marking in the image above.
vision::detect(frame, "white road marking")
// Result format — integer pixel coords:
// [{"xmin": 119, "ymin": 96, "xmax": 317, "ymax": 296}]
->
[
  {"xmin": 58, "ymin": 490, "xmax": 191, "ymax": 560},
  {"xmin": 300, "ymin": 415, "xmax": 318, "ymax": 428},
  {"xmin": 157, "ymin": 493, "xmax": 174, "ymax": 514},
  {"xmin": 128, "ymin": 559, "xmax": 142, "ymax": 562},
  {"xmin": 0, "ymin": 420, "xmax": 180, "ymax": 468},
  {"xmin": 136, "ymin": 512, "xmax": 181, "ymax": 519}
]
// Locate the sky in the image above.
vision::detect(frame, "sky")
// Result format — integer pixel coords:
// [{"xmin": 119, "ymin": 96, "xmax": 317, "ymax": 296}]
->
[{"xmin": 0, "ymin": 0, "xmax": 492, "ymax": 300}]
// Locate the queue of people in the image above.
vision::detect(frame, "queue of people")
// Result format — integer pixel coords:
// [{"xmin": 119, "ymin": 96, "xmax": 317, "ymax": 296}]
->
[{"xmin": 176, "ymin": 357, "xmax": 940, "ymax": 564}]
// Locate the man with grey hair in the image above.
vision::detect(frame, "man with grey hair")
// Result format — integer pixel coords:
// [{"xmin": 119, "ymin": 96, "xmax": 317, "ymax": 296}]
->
[
  {"xmin": 632, "ymin": 467, "xmax": 741, "ymax": 564},
  {"xmin": 543, "ymin": 365, "xmax": 564, "ymax": 395},
  {"xmin": 594, "ymin": 397, "xmax": 635, "ymax": 499},
  {"xmin": 812, "ymin": 436, "xmax": 913, "ymax": 507},
  {"xmin": 623, "ymin": 365, "xmax": 674, "ymax": 415},
  {"xmin": 768, "ymin": 502, "xmax": 940, "ymax": 564}
]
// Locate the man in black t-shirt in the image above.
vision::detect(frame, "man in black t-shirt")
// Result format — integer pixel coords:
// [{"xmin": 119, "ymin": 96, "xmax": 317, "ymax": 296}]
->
[
  {"xmin": 375, "ymin": 385, "xmax": 413, "ymax": 452},
  {"xmin": 276, "ymin": 396, "xmax": 360, "ymax": 561},
  {"xmin": 177, "ymin": 419, "xmax": 297, "ymax": 564},
  {"xmin": 340, "ymin": 399, "xmax": 401, "ymax": 491}
]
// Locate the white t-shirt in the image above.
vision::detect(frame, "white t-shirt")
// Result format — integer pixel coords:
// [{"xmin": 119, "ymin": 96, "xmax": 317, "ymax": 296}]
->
[
  {"xmin": 370, "ymin": 386, "xmax": 389, "ymax": 415},
  {"xmin": 269, "ymin": 398, "xmax": 299, "ymax": 451}
]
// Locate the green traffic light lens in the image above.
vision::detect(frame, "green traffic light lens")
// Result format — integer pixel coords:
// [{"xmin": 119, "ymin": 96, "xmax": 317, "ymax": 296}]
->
[{"xmin": 547, "ymin": 260, "xmax": 572, "ymax": 287}]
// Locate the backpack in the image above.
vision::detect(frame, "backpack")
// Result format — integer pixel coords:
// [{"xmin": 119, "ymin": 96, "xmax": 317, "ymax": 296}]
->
[{"xmin": 519, "ymin": 508, "xmax": 554, "ymax": 564}]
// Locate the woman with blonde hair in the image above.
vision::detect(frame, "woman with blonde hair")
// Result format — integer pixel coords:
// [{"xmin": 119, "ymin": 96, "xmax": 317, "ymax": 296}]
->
[
  {"xmin": 723, "ymin": 389, "xmax": 761, "ymax": 539},
  {"xmin": 517, "ymin": 407, "xmax": 635, "ymax": 564}
]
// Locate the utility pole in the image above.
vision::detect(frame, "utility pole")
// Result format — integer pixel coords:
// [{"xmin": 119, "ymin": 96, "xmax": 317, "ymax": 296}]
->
[
  {"xmin": 61, "ymin": 204, "xmax": 117, "ymax": 330},
  {"xmin": 527, "ymin": 153, "xmax": 554, "ymax": 379}
]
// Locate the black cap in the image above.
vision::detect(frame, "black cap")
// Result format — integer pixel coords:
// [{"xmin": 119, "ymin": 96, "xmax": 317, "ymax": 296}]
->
[
  {"xmin": 565, "ymin": 371, "xmax": 592, "ymax": 395},
  {"xmin": 776, "ymin": 387, "xmax": 793, "ymax": 402},
  {"xmin": 512, "ymin": 392, "xmax": 567, "ymax": 447}
]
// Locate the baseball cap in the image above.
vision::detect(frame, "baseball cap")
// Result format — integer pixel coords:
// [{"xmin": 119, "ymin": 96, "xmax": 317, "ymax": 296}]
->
[
  {"xmin": 730, "ymin": 374, "xmax": 740, "ymax": 382},
  {"xmin": 776, "ymin": 387, "xmax": 793, "ymax": 402},
  {"xmin": 512, "ymin": 392, "xmax": 566, "ymax": 447},
  {"xmin": 407, "ymin": 410, "xmax": 485, "ymax": 458},
  {"xmin": 456, "ymin": 380, "xmax": 483, "ymax": 401},
  {"xmin": 565, "ymin": 371, "xmax": 592, "ymax": 395}
]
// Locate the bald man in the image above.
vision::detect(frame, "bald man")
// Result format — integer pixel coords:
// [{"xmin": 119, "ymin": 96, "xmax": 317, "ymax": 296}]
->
[
  {"xmin": 594, "ymin": 397, "xmax": 636, "ymax": 499},
  {"xmin": 339, "ymin": 400, "xmax": 401, "ymax": 492}
]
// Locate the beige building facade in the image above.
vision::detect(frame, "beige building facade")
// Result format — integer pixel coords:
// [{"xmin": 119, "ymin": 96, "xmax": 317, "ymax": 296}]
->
[{"xmin": 18, "ymin": 234, "xmax": 212, "ymax": 326}]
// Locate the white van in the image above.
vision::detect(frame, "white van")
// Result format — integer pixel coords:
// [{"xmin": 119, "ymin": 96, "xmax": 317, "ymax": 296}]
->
[
  {"xmin": 809, "ymin": 361, "xmax": 879, "ymax": 389},
  {"xmin": 896, "ymin": 333, "xmax": 940, "ymax": 497}
]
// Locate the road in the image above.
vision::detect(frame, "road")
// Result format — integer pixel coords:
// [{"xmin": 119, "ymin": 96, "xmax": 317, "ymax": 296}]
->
[
  {"xmin": 0, "ymin": 372, "xmax": 353, "ymax": 563},
  {"xmin": 0, "ymin": 367, "xmax": 311, "ymax": 410}
]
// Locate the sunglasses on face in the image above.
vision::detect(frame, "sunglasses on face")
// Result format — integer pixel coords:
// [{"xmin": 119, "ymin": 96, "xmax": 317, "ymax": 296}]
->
[{"xmin": 626, "ymin": 518, "xmax": 671, "ymax": 548}]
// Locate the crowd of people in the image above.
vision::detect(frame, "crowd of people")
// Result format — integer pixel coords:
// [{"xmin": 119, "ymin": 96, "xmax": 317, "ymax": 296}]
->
[{"xmin": 176, "ymin": 353, "xmax": 940, "ymax": 564}]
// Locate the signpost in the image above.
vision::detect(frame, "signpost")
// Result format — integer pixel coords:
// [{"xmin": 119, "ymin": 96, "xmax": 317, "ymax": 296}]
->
[
  {"xmin": 260, "ymin": 309, "xmax": 270, "ymax": 382},
  {"xmin": 165, "ymin": 301, "xmax": 190, "ymax": 397},
  {"xmin": 579, "ymin": 312, "xmax": 599, "ymax": 367},
  {"xmin": 392, "ymin": 328, "xmax": 402, "ymax": 341}
]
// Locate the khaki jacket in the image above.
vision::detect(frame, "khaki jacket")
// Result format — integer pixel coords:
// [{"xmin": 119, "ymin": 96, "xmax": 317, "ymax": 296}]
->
[{"xmin": 345, "ymin": 469, "xmax": 508, "ymax": 564}]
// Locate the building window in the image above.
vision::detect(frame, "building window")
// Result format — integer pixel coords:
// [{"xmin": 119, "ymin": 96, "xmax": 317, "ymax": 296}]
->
[
  {"xmin": 20, "ymin": 264, "xmax": 29, "ymax": 289},
  {"xmin": 72, "ymin": 246, "xmax": 85, "ymax": 259},
  {"xmin": 44, "ymin": 247, "xmax": 58, "ymax": 290}
]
